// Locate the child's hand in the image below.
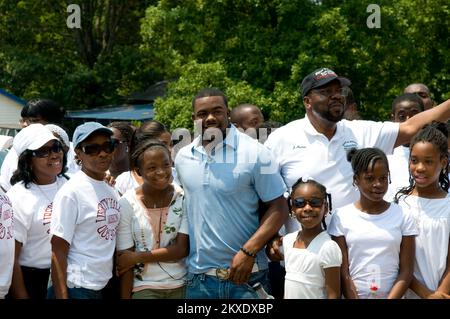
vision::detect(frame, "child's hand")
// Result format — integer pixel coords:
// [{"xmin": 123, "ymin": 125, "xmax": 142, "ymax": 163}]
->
[
  {"xmin": 117, "ymin": 250, "xmax": 138, "ymax": 276},
  {"xmin": 265, "ymin": 236, "xmax": 284, "ymax": 262}
]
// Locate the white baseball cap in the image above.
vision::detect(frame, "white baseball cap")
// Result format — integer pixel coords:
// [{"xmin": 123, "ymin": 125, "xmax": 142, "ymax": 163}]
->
[
  {"xmin": 13, "ymin": 123, "xmax": 57, "ymax": 155},
  {"xmin": 45, "ymin": 124, "xmax": 70, "ymax": 149}
]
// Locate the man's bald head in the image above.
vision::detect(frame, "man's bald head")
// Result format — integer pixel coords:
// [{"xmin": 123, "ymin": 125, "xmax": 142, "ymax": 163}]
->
[
  {"xmin": 404, "ymin": 83, "xmax": 433, "ymax": 110},
  {"xmin": 230, "ymin": 104, "xmax": 264, "ymax": 130}
]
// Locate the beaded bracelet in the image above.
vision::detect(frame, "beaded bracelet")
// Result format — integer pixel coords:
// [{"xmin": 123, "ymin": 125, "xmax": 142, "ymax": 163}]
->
[{"xmin": 240, "ymin": 247, "xmax": 257, "ymax": 258}]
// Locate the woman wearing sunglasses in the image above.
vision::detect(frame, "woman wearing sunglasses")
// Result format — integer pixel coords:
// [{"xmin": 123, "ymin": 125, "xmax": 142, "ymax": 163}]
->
[
  {"xmin": 7, "ymin": 124, "xmax": 68, "ymax": 299},
  {"xmin": 49, "ymin": 122, "xmax": 120, "ymax": 299},
  {"xmin": 283, "ymin": 177, "xmax": 342, "ymax": 299}
]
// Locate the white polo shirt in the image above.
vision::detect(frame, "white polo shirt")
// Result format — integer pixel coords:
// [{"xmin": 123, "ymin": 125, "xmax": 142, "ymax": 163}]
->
[
  {"xmin": 265, "ymin": 116, "xmax": 399, "ymax": 210},
  {"xmin": 385, "ymin": 146, "xmax": 410, "ymax": 202}
]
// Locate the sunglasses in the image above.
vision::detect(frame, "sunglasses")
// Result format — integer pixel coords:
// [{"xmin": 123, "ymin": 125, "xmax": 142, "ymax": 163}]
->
[
  {"xmin": 292, "ymin": 197, "xmax": 324, "ymax": 208},
  {"xmin": 32, "ymin": 141, "xmax": 64, "ymax": 158},
  {"xmin": 80, "ymin": 140, "xmax": 117, "ymax": 156}
]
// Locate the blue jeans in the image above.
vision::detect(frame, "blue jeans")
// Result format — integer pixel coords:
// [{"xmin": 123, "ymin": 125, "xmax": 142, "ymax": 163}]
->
[
  {"xmin": 47, "ymin": 285, "xmax": 103, "ymax": 299},
  {"xmin": 186, "ymin": 269, "xmax": 269, "ymax": 299}
]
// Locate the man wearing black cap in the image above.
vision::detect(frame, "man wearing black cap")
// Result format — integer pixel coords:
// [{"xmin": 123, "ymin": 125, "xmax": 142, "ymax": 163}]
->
[{"xmin": 265, "ymin": 67, "xmax": 450, "ymax": 220}]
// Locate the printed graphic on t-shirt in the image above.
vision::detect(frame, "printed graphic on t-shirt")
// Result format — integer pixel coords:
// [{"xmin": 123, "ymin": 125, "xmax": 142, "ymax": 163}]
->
[
  {"xmin": 96, "ymin": 198, "xmax": 120, "ymax": 240},
  {"xmin": 43, "ymin": 203, "xmax": 52, "ymax": 234},
  {"xmin": 366, "ymin": 263, "xmax": 382, "ymax": 299},
  {"xmin": 0, "ymin": 195, "xmax": 13, "ymax": 240}
]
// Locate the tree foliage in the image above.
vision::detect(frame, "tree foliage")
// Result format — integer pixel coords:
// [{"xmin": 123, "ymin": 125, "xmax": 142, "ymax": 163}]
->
[
  {"xmin": 145, "ymin": 0, "xmax": 450, "ymax": 126},
  {"xmin": 0, "ymin": 0, "xmax": 157, "ymax": 109},
  {"xmin": 1, "ymin": 0, "xmax": 448, "ymax": 128}
]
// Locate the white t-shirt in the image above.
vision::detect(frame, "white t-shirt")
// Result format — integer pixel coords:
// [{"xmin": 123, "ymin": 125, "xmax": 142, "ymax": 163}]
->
[
  {"xmin": 398, "ymin": 194, "xmax": 450, "ymax": 299},
  {"xmin": 328, "ymin": 203, "xmax": 418, "ymax": 299},
  {"xmin": 7, "ymin": 177, "xmax": 67, "ymax": 269},
  {"xmin": 385, "ymin": 146, "xmax": 410, "ymax": 202},
  {"xmin": 0, "ymin": 148, "xmax": 18, "ymax": 191},
  {"xmin": 116, "ymin": 184, "xmax": 188, "ymax": 290},
  {"xmin": 0, "ymin": 191, "xmax": 14, "ymax": 299},
  {"xmin": 50, "ymin": 170, "xmax": 120, "ymax": 291},
  {"xmin": 265, "ymin": 117, "xmax": 399, "ymax": 210},
  {"xmin": 283, "ymin": 231, "xmax": 342, "ymax": 299},
  {"xmin": 115, "ymin": 171, "xmax": 140, "ymax": 196}
]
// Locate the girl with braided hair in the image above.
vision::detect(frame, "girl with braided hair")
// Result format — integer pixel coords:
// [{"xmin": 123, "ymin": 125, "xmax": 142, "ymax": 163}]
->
[
  {"xmin": 116, "ymin": 139, "xmax": 188, "ymax": 299},
  {"xmin": 329, "ymin": 148, "xmax": 417, "ymax": 298},
  {"xmin": 283, "ymin": 177, "xmax": 342, "ymax": 299},
  {"xmin": 395, "ymin": 123, "xmax": 450, "ymax": 299}
]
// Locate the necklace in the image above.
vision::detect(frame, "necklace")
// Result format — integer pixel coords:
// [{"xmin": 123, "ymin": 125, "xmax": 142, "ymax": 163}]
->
[
  {"xmin": 140, "ymin": 189, "xmax": 174, "ymax": 249},
  {"xmin": 140, "ymin": 187, "xmax": 174, "ymax": 209},
  {"xmin": 35, "ymin": 178, "xmax": 60, "ymax": 205}
]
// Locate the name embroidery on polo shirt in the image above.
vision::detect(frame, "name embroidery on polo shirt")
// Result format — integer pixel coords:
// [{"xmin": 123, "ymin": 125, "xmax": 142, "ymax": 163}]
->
[
  {"xmin": 292, "ymin": 145, "xmax": 306, "ymax": 150},
  {"xmin": 343, "ymin": 140, "xmax": 358, "ymax": 151},
  {"xmin": 96, "ymin": 198, "xmax": 120, "ymax": 241}
]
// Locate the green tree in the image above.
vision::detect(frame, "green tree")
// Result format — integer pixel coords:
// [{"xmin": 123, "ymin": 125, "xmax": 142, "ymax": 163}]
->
[
  {"xmin": 154, "ymin": 61, "xmax": 273, "ymax": 130},
  {"xmin": 0, "ymin": 0, "xmax": 157, "ymax": 109},
  {"xmin": 1, "ymin": 0, "xmax": 448, "ymax": 124},
  {"xmin": 143, "ymin": 0, "xmax": 450, "ymax": 123}
]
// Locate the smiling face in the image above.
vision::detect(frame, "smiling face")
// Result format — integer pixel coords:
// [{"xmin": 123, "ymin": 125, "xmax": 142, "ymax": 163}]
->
[
  {"xmin": 138, "ymin": 147, "xmax": 173, "ymax": 191},
  {"xmin": 354, "ymin": 160, "xmax": 390, "ymax": 203},
  {"xmin": 291, "ymin": 183, "xmax": 327, "ymax": 230},
  {"xmin": 31, "ymin": 140, "xmax": 64, "ymax": 184},
  {"xmin": 410, "ymin": 141, "xmax": 447, "ymax": 190}
]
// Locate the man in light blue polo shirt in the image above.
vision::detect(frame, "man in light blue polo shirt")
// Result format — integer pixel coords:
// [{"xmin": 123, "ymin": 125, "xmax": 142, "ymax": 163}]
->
[{"xmin": 175, "ymin": 88, "xmax": 288, "ymax": 299}]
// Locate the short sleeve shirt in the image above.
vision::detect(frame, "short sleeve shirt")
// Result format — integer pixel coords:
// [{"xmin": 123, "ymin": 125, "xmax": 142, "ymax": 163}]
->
[
  {"xmin": 265, "ymin": 117, "xmax": 399, "ymax": 210},
  {"xmin": 175, "ymin": 125, "xmax": 286, "ymax": 273}
]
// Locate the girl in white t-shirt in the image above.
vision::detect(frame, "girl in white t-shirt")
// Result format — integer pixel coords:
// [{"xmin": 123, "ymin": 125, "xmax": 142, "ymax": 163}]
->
[
  {"xmin": 329, "ymin": 148, "xmax": 418, "ymax": 299},
  {"xmin": 0, "ymin": 191, "xmax": 14, "ymax": 299},
  {"xmin": 395, "ymin": 123, "xmax": 450, "ymax": 299},
  {"xmin": 283, "ymin": 178, "xmax": 342, "ymax": 299},
  {"xmin": 7, "ymin": 124, "xmax": 68, "ymax": 299},
  {"xmin": 117, "ymin": 140, "xmax": 188, "ymax": 299},
  {"xmin": 50, "ymin": 122, "xmax": 120, "ymax": 299}
]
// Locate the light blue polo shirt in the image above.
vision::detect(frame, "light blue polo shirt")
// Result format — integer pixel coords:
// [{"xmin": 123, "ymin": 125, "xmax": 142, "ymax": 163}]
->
[{"xmin": 175, "ymin": 125, "xmax": 286, "ymax": 273}]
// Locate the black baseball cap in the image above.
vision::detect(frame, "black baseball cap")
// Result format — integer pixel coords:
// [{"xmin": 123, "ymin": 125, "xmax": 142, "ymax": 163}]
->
[{"xmin": 301, "ymin": 68, "xmax": 351, "ymax": 98}]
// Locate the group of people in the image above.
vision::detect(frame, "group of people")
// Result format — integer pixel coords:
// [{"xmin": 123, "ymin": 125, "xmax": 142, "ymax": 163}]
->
[{"xmin": 0, "ymin": 67, "xmax": 449, "ymax": 300}]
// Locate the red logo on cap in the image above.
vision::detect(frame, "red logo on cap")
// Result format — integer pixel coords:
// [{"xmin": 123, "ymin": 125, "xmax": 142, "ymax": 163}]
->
[{"xmin": 314, "ymin": 68, "xmax": 337, "ymax": 80}]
